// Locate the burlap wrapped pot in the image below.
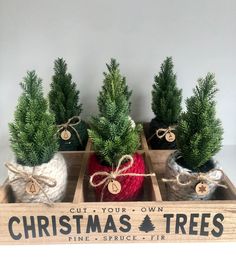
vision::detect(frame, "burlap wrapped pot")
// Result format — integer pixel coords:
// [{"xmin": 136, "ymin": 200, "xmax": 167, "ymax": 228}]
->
[{"xmin": 165, "ymin": 151, "xmax": 224, "ymax": 201}]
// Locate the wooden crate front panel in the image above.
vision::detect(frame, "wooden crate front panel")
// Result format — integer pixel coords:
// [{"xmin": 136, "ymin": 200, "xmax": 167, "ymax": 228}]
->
[
  {"xmin": 0, "ymin": 132, "xmax": 235, "ymax": 244},
  {"xmin": 0, "ymin": 201, "xmax": 235, "ymax": 244}
]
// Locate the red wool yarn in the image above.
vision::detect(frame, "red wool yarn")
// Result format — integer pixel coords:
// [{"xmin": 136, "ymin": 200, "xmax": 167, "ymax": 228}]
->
[{"xmin": 88, "ymin": 153, "xmax": 145, "ymax": 202}]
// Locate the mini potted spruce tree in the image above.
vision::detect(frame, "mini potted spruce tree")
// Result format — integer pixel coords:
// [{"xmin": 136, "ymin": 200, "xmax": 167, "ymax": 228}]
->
[
  {"xmin": 165, "ymin": 73, "xmax": 225, "ymax": 200},
  {"xmin": 7, "ymin": 71, "xmax": 67, "ymax": 203},
  {"xmin": 49, "ymin": 58, "xmax": 88, "ymax": 151},
  {"xmin": 149, "ymin": 57, "xmax": 182, "ymax": 149},
  {"xmin": 88, "ymin": 59, "xmax": 148, "ymax": 202}
]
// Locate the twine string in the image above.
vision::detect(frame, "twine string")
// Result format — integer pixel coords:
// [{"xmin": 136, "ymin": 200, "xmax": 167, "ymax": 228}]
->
[
  {"xmin": 5, "ymin": 162, "xmax": 57, "ymax": 206},
  {"xmin": 148, "ymin": 125, "xmax": 176, "ymax": 142},
  {"xmin": 89, "ymin": 155, "xmax": 155, "ymax": 201},
  {"xmin": 57, "ymin": 116, "xmax": 83, "ymax": 146},
  {"xmin": 162, "ymin": 168, "xmax": 227, "ymax": 189},
  {"xmin": 156, "ymin": 126, "xmax": 176, "ymax": 139}
]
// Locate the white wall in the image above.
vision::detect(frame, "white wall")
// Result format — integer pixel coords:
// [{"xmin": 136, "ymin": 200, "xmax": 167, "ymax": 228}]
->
[{"xmin": 0, "ymin": 0, "xmax": 236, "ymax": 146}]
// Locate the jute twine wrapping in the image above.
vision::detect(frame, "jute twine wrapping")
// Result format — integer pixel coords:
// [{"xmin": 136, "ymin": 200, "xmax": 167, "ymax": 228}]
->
[
  {"xmin": 6, "ymin": 153, "xmax": 67, "ymax": 204},
  {"xmin": 57, "ymin": 116, "xmax": 83, "ymax": 146},
  {"xmin": 89, "ymin": 154, "xmax": 155, "ymax": 202},
  {"xmin": 164, "ymin": 151, "xmax": 226, "ymax": 201},
  {"xmin": 148, "ymin": 125, "xmax": 176, "ymax": 142}
]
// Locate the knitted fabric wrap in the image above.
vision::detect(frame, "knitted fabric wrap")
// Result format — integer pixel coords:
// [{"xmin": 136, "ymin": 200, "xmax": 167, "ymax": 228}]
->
[
  {"xmin": 88, "ymin": 153, "xmax": 145, "ymax": 202},
  {"xmin": 8, "ymin": 153, "xmax": 67, "ymax": 203},
  {"xmin": 149, "ymin": 118, "xmax": 177, "ymax": 150},
  {"xmin": 165, "ymin": 151, "xmax": 223, "ymax": 201},
  {"xmin": 59, "ymin": 120, "xmax": 88, "ymax": 151}
]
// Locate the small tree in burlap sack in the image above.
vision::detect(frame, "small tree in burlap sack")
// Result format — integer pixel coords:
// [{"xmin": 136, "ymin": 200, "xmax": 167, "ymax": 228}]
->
[
  {"xmin": 176, "ymin": 73, "xmax": 223, "ymax": 170},
  {"xmin": 149, "ymin": 57, "xmax": 182, "ymax": 149},
  {"xmin": 9, "ymin": 71, "xmax": 58, "ymax": 166},
  {"xmin": 49, "ymin": 58, "xmax": 88, "ymax": 150}
]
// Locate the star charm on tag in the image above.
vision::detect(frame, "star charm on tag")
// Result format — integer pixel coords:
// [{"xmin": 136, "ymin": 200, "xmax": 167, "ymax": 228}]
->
[
  {"xmin": 195, "ymin": 182, "xmax": 209, "ymax": 196},
  {"xmin": 61, "ymin": 129, "xmax": 71, "ymax": 140},
  {"xmin": 165, "ymin": 132, "xmax": 176, "ymax": 142},
  {"xmin": 108, "ymin": 180, "xmax": 121, "ymax": 195},
  {"xmin": 26, "ymin": 181, "xmax": 40, "ymax": 195}
]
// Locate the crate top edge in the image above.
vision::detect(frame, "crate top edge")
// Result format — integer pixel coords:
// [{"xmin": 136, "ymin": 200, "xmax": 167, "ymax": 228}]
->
[{"xmin": 1, "ymin": 199, "xmax": 236, "ymax": 208}]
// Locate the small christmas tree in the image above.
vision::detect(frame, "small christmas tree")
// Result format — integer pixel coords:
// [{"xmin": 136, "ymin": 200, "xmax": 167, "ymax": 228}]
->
[
  {"xmin": 151, "ymin": 57, "xmax": 182, "ymax": 125},
  {"xmin": 98, "ymin": 58, "xmax": 135, "ymax": 129},
  {"xmin": 9, "ymin": 71, "xmax": 58, "ymax": 166},
  {"xmin": 49, "ymin": 58, "xmax": 82, "ymax": 124},
  {"xmin": 98, "ymin": 58, "xmax": 132, "ymax": 114},
  {"xmin": 88, "ymin": 59, "xmax": 141, "ymax": 166},
  {"xmin": 49, "ymin": 58, "xmax": 88, "ymax": 150},
  {"xmin": 139, "ymin": 215, "xmax": 155, "ymax": 233},
  {"xmin": 177, "ymin": 73, "xmax": 223, "ymax": 170}
]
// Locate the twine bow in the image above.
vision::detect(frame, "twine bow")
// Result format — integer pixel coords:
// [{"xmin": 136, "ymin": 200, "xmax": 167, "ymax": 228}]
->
[
  {"xmin": 89, "ymin": 155, "xmax": 155, "ymax": 201},
  {"xmin": 5, "ymin": 162, "xmax": 57, "ymax": 206},
  {"xmin": 148, "ymin": 125, "xmax": 176, "ymax": 142},
  {"xmin": 156, "ymin": 126, "xmax": 176, "ymax": 139},
  {"xmin": 162, "ymin": 168, "xmax": 227, "ymax": 189},
  {"xmin": 57, "ymin": 116, "xmax": 83, "ymax": 146}
]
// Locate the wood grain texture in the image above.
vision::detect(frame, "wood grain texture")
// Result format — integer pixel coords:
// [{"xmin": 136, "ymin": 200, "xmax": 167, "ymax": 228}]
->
[
  {"xmin": 0, "ymin": 201, "xmax": 235, "ymax": 244},
  {"xmin": 0, "ymin": 130, "xmax": 235, "ymax": 244}
]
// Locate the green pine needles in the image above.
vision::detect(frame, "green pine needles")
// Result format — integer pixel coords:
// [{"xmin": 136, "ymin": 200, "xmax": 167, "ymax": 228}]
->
[
  {"xmin": 9, "ymin": 71, "xmax": 58, "ymax": 166},
  {"xmin": 152, "ymin": 57, "xmax": 182, "ymax": 125},
  {"xmin": 177, "ymin": 73, "xmax": 223, "ymax": 170},
  {"xmin": 89, "ymin": 59, "xmax": 141, "ymax": 166},
  {"xmin": 49, "ymin": 58, "xmax": 82, "ymax": 124},
  {"xmin": 98, "ymin": 58, "xmax": 132, "ymax": 114}
]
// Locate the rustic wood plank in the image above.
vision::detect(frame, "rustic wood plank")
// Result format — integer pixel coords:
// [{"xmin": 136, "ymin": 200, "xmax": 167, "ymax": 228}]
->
[
  {"xmin": 0, "ymin": 201, "xmax": 235, "ymax": 244},
  {"xmin": 0, "ymin": 184, "xmax": 8, "ymax": 203},
  {"xmin": 0, "ymin": 126, "xmax": 235, "ymax": 244},
  {"xmin": 72, "ymin": 140, "xmax": 92, "ymax": 203}
]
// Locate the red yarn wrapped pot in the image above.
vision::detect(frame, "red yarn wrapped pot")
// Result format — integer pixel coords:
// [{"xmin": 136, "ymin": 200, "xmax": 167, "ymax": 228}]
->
[{"xmin": 88, "ymin": 153, "xmax": 145, "ymax": 202}]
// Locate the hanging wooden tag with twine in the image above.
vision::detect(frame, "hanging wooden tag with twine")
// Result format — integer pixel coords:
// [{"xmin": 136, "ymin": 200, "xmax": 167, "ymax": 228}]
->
[
  {"xmin": 162, "ymin": 168, "xmax": 227, "ymax": 199},
  {"xmin": 89, "ymin": 155, "xmax": 155, "ymax": 201},
  {"xmin": 147, "ymin": 126, "xmax": 176, "ymax": 144},
  {"xmin": 195, "ymin": 182, "xmax": 209, "ymax": 196},
  {"xmin": 107, "ymin": 180, "xmax": 121, "ymax": 194},
  {"xmin": 165, "ymin": 132, "xmax": 176, "ymax": 142},
  {"xmin": 5, "ymin": 162, "xmax": 57, "ymax": 205},
  {"xmin": 26, "ymin": 180, "xmax": 40, "ymax": 195},
  {"xmin": 156, "ymin": 127, "xmax": 176, "ymax": 143},
  {"xmin": 61, "ymin": 129, "xmax": 71, "ymax": 140},
  {"xmin": 57, "ymin": 116, "xmax": 83, "ymax": 145}
]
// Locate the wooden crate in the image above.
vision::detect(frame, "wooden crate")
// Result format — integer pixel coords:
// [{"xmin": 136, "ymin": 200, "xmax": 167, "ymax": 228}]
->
[{"xmin": 0, "ymin": 133, "xmax": 235, "ymax": 244}]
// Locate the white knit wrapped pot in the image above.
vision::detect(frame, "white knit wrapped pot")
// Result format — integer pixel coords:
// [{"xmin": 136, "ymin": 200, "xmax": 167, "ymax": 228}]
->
[
  {"xmin": 165, "ymin": 151, "xmax": 224, "ymax": 201},
  {"xmin": 8, "ymin": 153, "xmax": 67, "ymax": 203}
]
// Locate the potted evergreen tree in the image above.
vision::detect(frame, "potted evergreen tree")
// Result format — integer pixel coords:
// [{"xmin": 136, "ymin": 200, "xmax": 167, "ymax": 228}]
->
[
  {"xmin": 149, "ymin": 57, "xmax": 182, "ymax": 149},
  {"xmin": 7, "ymin": 71, "xmax": 67, "ymax": 203},
  {"xmin": 165, "ymin": 73, "xmax": 225, "ymax": 200},
  {"xmin": 88, "ymin": 59, "xmax": 152, "ymax": 202},
  {"xmin": 49, "ymin": 58, "xmax": 88, "ymax": 151}
]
